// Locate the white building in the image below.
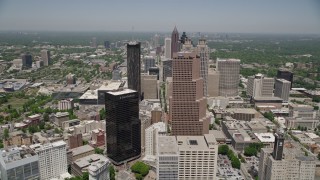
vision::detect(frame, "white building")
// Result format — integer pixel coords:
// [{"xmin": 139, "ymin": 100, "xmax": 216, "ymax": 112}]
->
[
  {"xmin": 157, "ymin": 136, "xmax": 179, "ymax": 180},
  {"xmin": 145, "ymin": 122, "xmax": 166, "ymax": 156},
  {"xmin": 177, "ymin": 134, "xmax": 218, "ymax": 179},
  {"xmin": 274, "ymin": 79, "xmax": 291, "ymax": 102},
  {"xmin": 157, "ymin": 134, "xmax": 218, "ymax": 180},
  {"xmin": 58, "ymin": 99, "xmax": 74, "ymax": 111},
  {"xmin": 164, "ymin": 38, "xmax": 171, "ymax": 59},
  {"xmin": 247, "ymin": 74, "xmax": 274, "ymax": 98},
  {"xmin": 30, "ymin": 141, "xmax": 67, "ymax": 180},
  {"xmin": 88, "ymin": 158, "xmax": 111, "ymax": 180}
]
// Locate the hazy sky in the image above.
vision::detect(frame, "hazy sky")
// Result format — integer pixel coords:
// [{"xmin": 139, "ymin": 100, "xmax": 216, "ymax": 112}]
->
[{"xmin": 0, "ymin": 0, "xmax": 320, "ymax": 34}]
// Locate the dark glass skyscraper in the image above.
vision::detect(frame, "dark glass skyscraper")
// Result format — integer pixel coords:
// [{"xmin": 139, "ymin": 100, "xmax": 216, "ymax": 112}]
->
[
  {"xmin": 273, "ymin": 133, "xmax": 284, "ymax": 160},
  {"xmin": 171, "ymin": 26, "xmax": 179, "ymax": 58},
  {"xmin": 127, "ymin": 42, "xmax": 141, "ymax": 98},
  {"xmin": 105, "ymin": 89, "xmax": 141, "ymax": 165},
  {"xmin": 22, "ymin": 53, "xmax": 33, "ymax": 68},
  {"xmin": 277, "ymin": 69, "xmax": 293, "ymax": 88}
]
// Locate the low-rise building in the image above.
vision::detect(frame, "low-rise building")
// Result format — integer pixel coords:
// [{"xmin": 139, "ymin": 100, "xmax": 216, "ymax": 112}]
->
[
  {"xmin": 72, "ymin": 154, "xmax": 109, "ymax": 178},
  {"xmin": 67, "ymin": 145, "xmax": 95, "ymax": 165},
  {"xmin": 225, "ymin": 108, "xmax": 260, "ymax": 121},
  {"xmin": 89, "ymin": 129, "xmax": 105, "ymax": 148},
  {"xmin": 254, "ymin": 133, "xmax": 275, "ymax": 148},
  {"xmin": 54, "ymin": 112, "xmax": 70, "ymax": 127},
  {"xmin": 0, "ymin": 146, "xmax": 40, "ymax": 180},
  {"xmin": 68, "ymin": 134, "xmax": 83, "ymax": 149},
  {"xmin": 59, "ymin": 99, "xmax": 74, "ymax": 110}
]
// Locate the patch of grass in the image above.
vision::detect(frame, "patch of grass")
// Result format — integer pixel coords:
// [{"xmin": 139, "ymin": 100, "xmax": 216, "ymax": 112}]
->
[{"xmin": 1, "ymin": 97, "xmax": 29, "ymax": 109}]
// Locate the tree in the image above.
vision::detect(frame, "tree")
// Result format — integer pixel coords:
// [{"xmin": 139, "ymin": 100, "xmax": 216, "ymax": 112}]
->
[
  {"xmin": 131, "ymin": 161, "xmax": 150, "ymax": 177},
  {"xmin": 135, "ymin": 173, "xmax": 143, "ymax": 180},
  {"xmin": 3, "ymin": 128, "xmax": 9, "ymax": 139},
  {"xmin": 218, "ymin": 145, "xmax": 229, "ymax": 155},
  {"xmin": 244, "ymin": 146, "xmax": 257, "ymax": 156},
  {"xmin": 43, "ymin": 113, "xmax": 49, "ymax": 122},
  {"xmin": 99, "ymin": 108, "xmax": 106, "ymax": 120},
  {"xmin": 263, "ymin": 112, "xmax": 274, "ymax": 121},
  {"xmin": 94, "ymin": 148, "xmax": 104, "ymax": 155},
  {"xmin": 109, "ymin": 165, "xmax": 115, "ymax": 180},
  {"xmin": 82, "ymin": 172, "xmax": 89, "ymax": 180},
  {"xmin": 28, "ymin": 125, "xmax": 39, "ymax": 134},
  {"xmin": 317, "ymin": 153, "xmax": 320, "ymax": 160}
]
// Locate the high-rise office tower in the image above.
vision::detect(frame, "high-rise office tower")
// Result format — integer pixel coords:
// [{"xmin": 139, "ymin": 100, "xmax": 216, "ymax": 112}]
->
[
  {"xmin": 274, "ymin": 79, "xmax": 291, "ymax": 102},
  {"xmin": 170, "ymin": 52, "xmax": 209, "ymax": 135},
  {"xmin": 247, "ymin": 74, "xmax": 274, "ymax": 98},
  {"xmin": 180, "ymin": 32, "xmax": 188, "ymax": 44},
  {"xmin": 30, "ymin": 141, "xmax": 67, "ymax": 180},
  {"xmin": 196, "ymin": 39, "xmax": 209, "ymax": 96},
  {"xmin": 22, "ymin": 53, "xmax": 33, "ymax": 68},
  {"xmin": 208, "ymin": 69, "xmax": 220, "ymax": 97},
  {"xmin": 164, "ymin": 38, "xmax": 172, "ymax": 59},
  {"xmin": 217, "ymin": 59, "xmax": 240, "ymax": 97},
  {"xmin": 143, "ymin": 56, "xmax": 155, "ymax": 73},
  {"xmin": 277, "ymin": 69, "xmax": 293, "ymax": 88},
  {"xmin": 104, "ymin": 40, "xmax": 110, "ymax": 49},
  {"xmin": 162, "ymin": 59, "xmax": 172, "ymax": 82},
  {"xmin": 141, "ymin": 74, "xmax": 158, "ymax": 99},
  {"xmin": 91, "ymin": 37, "xmax": 97, "ymax": 48},
  {"xmin": 105, "ymin": 89, "xmax": 141, "ymax": 165},
  {"xmin": 171, "ymin": 26, "xmax": 179, "ymax": 58},
  {"xmin": 273, "ymin": 133, "xmax": 284, "ymax": 160},
  {"xmin": 41, "ymin": 50, "xmax": 50, "ymax": 66},
  {"xmin": 127, "ymin": 42, "xmax": 141, "ymax": 98}
]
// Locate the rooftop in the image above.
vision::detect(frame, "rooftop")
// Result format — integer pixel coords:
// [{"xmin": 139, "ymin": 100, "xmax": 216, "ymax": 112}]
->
[
  {"xmin": 226, "ymin": 108, "xmax": 258, "ymax": 114},
  {"xmin": 158, "ymin": 136, "xmax": 178, "ymax": 155},
  {"xmin": 70, "ymin": 145, "xmax": 94, "ymax": 156},
  {"xmin": 254, "ymin": 133, "xmax": 275, "ymax": 143},
  {"xmin": 107, "ymin": 88, "xmax": 136, "ymax": 96},
  {"xmin": 177, "ymin": 134, "xmax": 217, "ymax": 151},
  {"xmin": 74, "ymin": 154, "xmax": 107, "ymax": 169},
  {"xmin": 98, "ymin": 81, "xmax": 123, "ymax": 91},
  {"xmin": 79, "ymin": 90, "xmax": 98, "ymax": 100},
  {"xmin": 30, "ymin": 141, "xmax": 66, "ymax": 152}
]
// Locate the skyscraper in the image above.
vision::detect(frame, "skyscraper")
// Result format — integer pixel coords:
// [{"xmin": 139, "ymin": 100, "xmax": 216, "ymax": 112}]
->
[
  {"xmin": 277, "ymin": 69, "xmax": 293, "ymax": 88},
  {"xmin": 170, "ymin": 52, "xmax": 209, "ymax": 136},
  {"xmin": 143, "ymin": 56, "xmax": 155, "ymax": 73},
  {"xmin": 247, "ymin": 74, "xmax": 274, "ymax": 98},
  {"xmin": 41, "ymin": 49, "xmax": 50, "ymax": 66},
  {"xmin": 196, "ymin": 39, "xmax": 209, "ymax": 96},
  {"xmin": 91, "ymin": 37, "xmax": 97, "ymax": 48},
  {"xmin": 274, "ymin": 79, "xmax": 291, "ymax": 102},
  {"xmin": 104, "ymin": 40, "xmax": 110, "ymax": 49},
  {"xmin": 22, "ymin": 53, "xmax": 33, "ymax": 68},
  {"xmin": 127, "ymin": 42, "xmax": 141, "ymax": 98},
  {"xmin": 171, "ymin": 26, "xmax": 179, "ymax": 58},
  {"xmin": 273, "ymin": 133, "xmax": 284, "ymax": 160},
  {"xmin": 217, "ymin": 59, "xmax": 240, "ymax": 97},
  {"xmin": 164, "ymin": 38, "xmax": 171, "ymax": 59},
  {"xmin": 105, "ymin": 89, "xmax": 141, "ymax": 165},
  {"xmin": 162, "ymin": 59, "xmax": 172, "ymax": 82}
]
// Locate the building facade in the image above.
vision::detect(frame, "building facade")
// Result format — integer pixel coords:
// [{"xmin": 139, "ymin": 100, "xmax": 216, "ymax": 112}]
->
[
  {"xmin": 196, "ymin": 39, "xmax": 209, "ymax": 96},
  {"xmin": 164, "ymin": 38, "xmax": 171, "ymax": 59},
  {"xmin": 58, "ymin": 99, "xmax": 74, "ymax": 111},
  {"xmin": 274, "ymin": 78, "xmax": 291, "ymax": 102},
  {"xmin": 127, "ymin": 42, "xmax": 141, "ymax": 98},
  {"xmin": 217, "ymin": 59, "xmax": 240, "ymax": 97},
  {"xmin": 170, "ymin": 52, "xmax": 209, "ymax": 136},
  {"xmin": 277, "ymin": 69, "xmax": 293, "ymax": 88},
  {"xmin": 247, "ymin": 74, "xmax": 274, "ymax": 98},
  {"xmin": 0, "ymin": 146, "xmax": 40, "ymax": 180},
  {"xmin": 145, "ymin": 122, "xmax": 166, "ymax": 156},
  {"xmin": 41, "ymin": 50, "xmax": 50, "ymax": 66},
  {"xmin": 22, "ymin": 53, "xmax": 33, "ymax": 68},
  {"xmin": 162, "ymin": 59, "xmax": 172, "ymax": 82},
  {"xmin": 141, "ymin": 74, "xmax": 158, "ymax": 99},
  {"xmin": 30, "ymin": 141, "xmax": 67, "ymax": 180},
  {"xmin": 143, "ymin": 56, "xmax": 156, "ymax": 73},
  {"xmin": 208, "ymin": 69, "xmax": 220, "ymax": 97},
  {"xmin": 171, "ymin": 26, "xmax": 179, "ymax": 58},
  {"xmin": 105, "ymin": 89, "xmax": 141, "ymax": 165}
]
